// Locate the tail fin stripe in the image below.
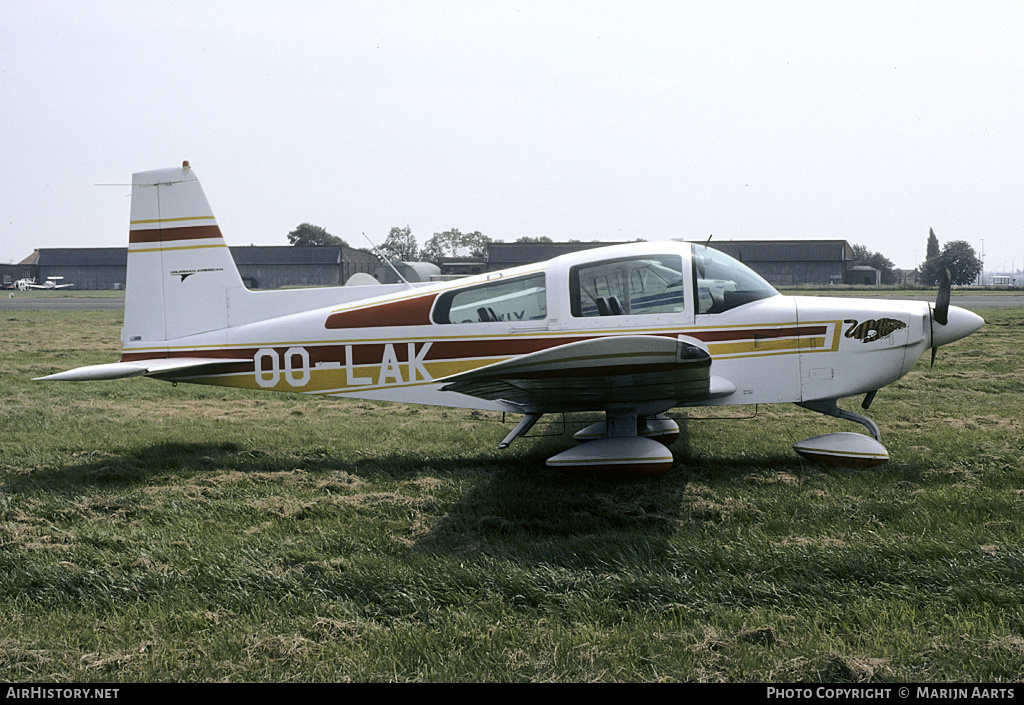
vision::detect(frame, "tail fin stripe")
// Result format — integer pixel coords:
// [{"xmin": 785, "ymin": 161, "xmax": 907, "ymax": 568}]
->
[
  {"xmin": 129, "ymin": 225, "xmax": 223, "ymax": 244},
  {"xmin": 130, "ymin": 243, "xmax": 229, "ymax": 254},
  {"xmin": 130, "ymin": 216, "xmax": 217, "ymax": 225}
]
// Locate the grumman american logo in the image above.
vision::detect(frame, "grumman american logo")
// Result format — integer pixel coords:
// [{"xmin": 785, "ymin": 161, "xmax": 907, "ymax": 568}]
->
[
  {"xmin": 171, "ymin": 267, "xmax": 224, "ymax": 282},
  {"xmin": 843, "ymin": 317, "xmax": 907, "ymax": 344}
]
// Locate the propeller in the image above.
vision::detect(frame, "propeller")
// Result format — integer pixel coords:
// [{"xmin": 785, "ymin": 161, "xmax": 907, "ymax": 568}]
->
[{"xmin": 929, "ymin": 268, "xmax": 951, "ymax": 368}]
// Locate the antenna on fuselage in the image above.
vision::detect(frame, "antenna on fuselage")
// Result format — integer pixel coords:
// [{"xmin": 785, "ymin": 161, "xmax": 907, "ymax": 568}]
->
[{"xmin": 362, "ymin": 232, "xmax": 414, "ymax": 289}]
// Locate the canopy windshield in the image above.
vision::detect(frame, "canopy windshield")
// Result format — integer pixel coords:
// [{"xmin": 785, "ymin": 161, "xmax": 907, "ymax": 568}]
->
[{"xmin": 691, "ymin": 244, "xmax": 778, "ymax": 314}]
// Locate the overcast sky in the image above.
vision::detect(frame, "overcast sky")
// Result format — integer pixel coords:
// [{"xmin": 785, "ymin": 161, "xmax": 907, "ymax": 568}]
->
[{"xmin": 3, "ymin": 1, "xmax": 1022, "ymax": 271}]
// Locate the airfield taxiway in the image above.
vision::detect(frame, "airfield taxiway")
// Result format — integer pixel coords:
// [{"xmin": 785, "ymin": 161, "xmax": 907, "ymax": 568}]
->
[{"xmin": 0, "ymin": 296, "xmax": 126, "ymax": 311}]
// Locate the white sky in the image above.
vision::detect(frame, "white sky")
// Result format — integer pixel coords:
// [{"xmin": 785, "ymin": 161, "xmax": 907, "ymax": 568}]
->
[{"xmin": 2, "ymin": 0, "xmax": 1022, "ymax": 271}]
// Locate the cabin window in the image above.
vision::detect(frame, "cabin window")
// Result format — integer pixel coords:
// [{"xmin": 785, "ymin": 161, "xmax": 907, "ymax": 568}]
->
[
  {"xmin": 570, "ymin": 255, "xmax": 685, "ymax": 317},
  {"xmin": 691, "ymin": 244, "xmax": 777, "ymax": 314},
  {"xmin": 432, "ymin": 273, "xmax": 547, "ymax": 324}
]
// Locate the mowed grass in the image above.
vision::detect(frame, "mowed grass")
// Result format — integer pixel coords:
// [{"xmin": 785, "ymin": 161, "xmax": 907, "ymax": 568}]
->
[{"xmin": 1, "ymin": 308, "xmax": 1023, "ymax": 682}]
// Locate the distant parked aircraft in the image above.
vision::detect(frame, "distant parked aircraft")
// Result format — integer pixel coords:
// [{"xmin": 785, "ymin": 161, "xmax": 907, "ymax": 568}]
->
[{"xmin": 24, "ymin": 276, "xmax": 74, "ymax": 290}]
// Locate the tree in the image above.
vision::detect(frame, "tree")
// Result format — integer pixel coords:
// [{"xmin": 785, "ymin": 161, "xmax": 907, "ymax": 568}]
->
[
  {"xmin": 926, "ymin": 228, "xmax": 940, "ymax": 260},
  {"xmin": 919, "ymin": 228, "xmax": 944, "ymax": 286},
  {"xmin": 421, "ymin": 228, "xmax": 491, "ymax": 266},
  {"xmin": 919, "ymin": 229, "xmax": 982, "ymax": 286},
  {"xmin": 287, "ymin": 223, "xmax": 346, "ymax": 247},
  {"xmin": 850, "ymin": 244, "xmax": 898, "ymax": 285},
  {"xmin": 516, "ymin": 236, "xmax": 553, "ymax": 243},
  {"xmin": 938, "ymin": 240, "xmax": 982, "ymax": 286},
  {"xmin": 377, "ymin": 226, "xmax": 419, "ymax": 262}
]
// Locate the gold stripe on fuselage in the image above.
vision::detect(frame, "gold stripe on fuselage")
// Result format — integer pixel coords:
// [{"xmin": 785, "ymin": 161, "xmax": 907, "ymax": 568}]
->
[
  {"xmin": 121, "ymin": 320, "xmax": 842, "ymax": 353},
  {"xmin": 132, "ymin": 322, "xmax": 846, "ymax": 396}
]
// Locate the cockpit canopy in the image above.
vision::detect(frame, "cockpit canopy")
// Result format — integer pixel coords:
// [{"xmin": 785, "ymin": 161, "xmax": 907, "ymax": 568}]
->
[
  {"xmin": 430, "ymin": 241, "xmax": 779, "ymax": 325},
  {"xmin": 691, "ymin": 244, "xmax": 778, "ymax": 314},
  {"xmin": 570, "ymin": 254, "xmax": 685, "ymax": 317},
  {"xmin": 568, "ymin": 244, "xmax": 777, "ymax": 318}
]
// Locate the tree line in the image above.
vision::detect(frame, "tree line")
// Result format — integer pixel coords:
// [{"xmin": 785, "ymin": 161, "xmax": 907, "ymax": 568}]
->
[
  {"xmin": 817, "ymin": 230, "xmax": 980, "ymax": 287},
  {"xmin": 287, "ymin": 223, "xmax": 542, "ymax": 268},
  {"xmin": 288, "ymin": 222, "xmax": 983, "ymax": 287},
  {"xmin": 918, "ymin": 228, "xmax": 982, "ymax": 286}
]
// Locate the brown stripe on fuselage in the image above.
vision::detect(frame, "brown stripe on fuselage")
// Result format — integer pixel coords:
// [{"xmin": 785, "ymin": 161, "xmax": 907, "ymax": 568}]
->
[
  {"xmin": 128, "ymin": 224, "xmax": 223, "ymax": 244},
  {"xmin": 118, "ymin": 323, "xmax": 830, "ymax": 369},
  {"xmin": 325, "ymin": 294, "xmax": 438, "ymax": 329},
  {"xmin": 690, "ymin": 325, "xmax": 826, "ymax": 342}
]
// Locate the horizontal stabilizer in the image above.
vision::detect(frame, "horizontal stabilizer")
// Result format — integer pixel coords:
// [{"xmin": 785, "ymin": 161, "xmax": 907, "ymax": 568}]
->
[{"xmin": 35, "ymin": 357, "xmax": 250, "ymax": 382}]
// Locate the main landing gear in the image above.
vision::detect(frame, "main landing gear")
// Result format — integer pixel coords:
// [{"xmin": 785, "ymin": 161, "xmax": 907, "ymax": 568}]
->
[{"xmin": 500, "ymin": 411, "xmax": 680, "ymax": 477}]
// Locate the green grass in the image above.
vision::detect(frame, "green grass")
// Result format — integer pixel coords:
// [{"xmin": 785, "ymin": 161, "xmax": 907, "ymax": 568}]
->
[{"xmin": 1, "ymin": 308, "xmax": 1023, "ymax": 681}]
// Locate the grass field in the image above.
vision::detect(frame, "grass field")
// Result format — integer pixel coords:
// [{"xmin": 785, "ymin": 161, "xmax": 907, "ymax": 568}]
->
[{"xmin": 1, "ymin": 307, "xmax": 1022, "ymax": 682}]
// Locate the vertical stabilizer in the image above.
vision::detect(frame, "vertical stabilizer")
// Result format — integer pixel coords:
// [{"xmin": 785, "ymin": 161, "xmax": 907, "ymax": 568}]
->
[{"xmin": 122, "ymin": 163, "xmax": 246, "ymax": 345}]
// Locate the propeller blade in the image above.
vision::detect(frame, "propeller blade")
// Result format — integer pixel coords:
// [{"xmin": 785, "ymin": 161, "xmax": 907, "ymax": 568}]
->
[
  {"xmin": 929, "ymin": 268, "xmax": 952, "ymax": 368},
  {"xmin": 934, "ymin": 268, "xmax": 951, "ymax": 326}
]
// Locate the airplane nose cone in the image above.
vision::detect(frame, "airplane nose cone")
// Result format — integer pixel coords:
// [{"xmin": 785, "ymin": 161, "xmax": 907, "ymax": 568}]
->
[{"xmin": 931, "ymin": 305, "xmax": 984, "ymax": 348}]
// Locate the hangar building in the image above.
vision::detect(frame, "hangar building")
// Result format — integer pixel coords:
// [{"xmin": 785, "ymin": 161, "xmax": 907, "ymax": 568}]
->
[
  {"xmin": 12, "ymin": 246, "xmax": 379, "ymax": 290},
  {"xmin": 486, "ymin": 241, "xmax": 630, "ymax": 271},
  {"xmin": 704, "ymin": 240, "xmax": 854, "ymax": 286},
  {"xmin": 10, "ymin": 239, "xmax": 865, "ymax": 290},
  {"xmin": 485, "ymin": 239, "xmax": 856, "ymax": 287},
  {"xmin": 15, "ymin": 247, "xmax": 128, "ymax": 290}
]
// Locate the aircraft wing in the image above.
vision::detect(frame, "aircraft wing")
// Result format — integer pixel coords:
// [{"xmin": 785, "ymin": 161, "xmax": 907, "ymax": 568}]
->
[
  {"xmin": 438, "ymin": 335, "xmax": 734, "ymax": 411},
  {"xmin": 34, "ymin": 357, "xmax": 250, "ymax": 381}
]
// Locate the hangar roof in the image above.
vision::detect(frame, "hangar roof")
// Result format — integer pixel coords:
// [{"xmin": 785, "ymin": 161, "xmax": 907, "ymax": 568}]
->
[
  {"xmin": 707, "ymin": 240, "xmax": 852, "ymax": 262},
  {"xmin": 27, "ymin": 246, "xmax": 376, "ymax": 267},
  {"xmin": 32, "ymin": 248, "xmax": 127, "ymax": 266},
  {"xmin": 488, "ymin": 241, "xmax": 628, "ymax": 265},
  {"xmin": 486, "ymin": 239, "xmax": 853, "ymax": 268},
  {"xmin": 229, "ymin": 246, "xmax": 341, "ymax": 265}
]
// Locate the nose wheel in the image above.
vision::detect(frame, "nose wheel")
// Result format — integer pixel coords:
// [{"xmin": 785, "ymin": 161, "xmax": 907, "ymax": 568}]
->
[
  {"xmin": 794, "ymin": 399, "xmax": 888, "ymax": 467},
  {"xmin": 797, "ymin": 399, "xmax": 881, "ymax": 441}
]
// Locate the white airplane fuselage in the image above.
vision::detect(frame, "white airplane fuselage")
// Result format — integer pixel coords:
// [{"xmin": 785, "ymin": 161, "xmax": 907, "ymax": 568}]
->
[{"xmin": 116, "ymin": 241, "xmax": 970, "ymax": 413}]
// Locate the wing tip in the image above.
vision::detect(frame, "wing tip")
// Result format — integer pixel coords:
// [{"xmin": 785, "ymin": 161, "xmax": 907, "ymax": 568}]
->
[
  {"xmin": 34, "ymin": 357, "xmax": 252, "ymax": 382},
  {"xmin": 34, "ymin": 362, "xmax": 149, "ymax": 381}
]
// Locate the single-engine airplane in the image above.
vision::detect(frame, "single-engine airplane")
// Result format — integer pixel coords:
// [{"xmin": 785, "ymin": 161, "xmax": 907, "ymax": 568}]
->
[
  {"xmin": 9, "ymin": 278, "xmax": 37, "ymax": 290},
  {"xmin": 36, "ymin": 163, "xmax": 984, "ymax": 475},
  {"xmin": 24, "ymin": 276, "xmax": 74, "ymax": 290}
]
